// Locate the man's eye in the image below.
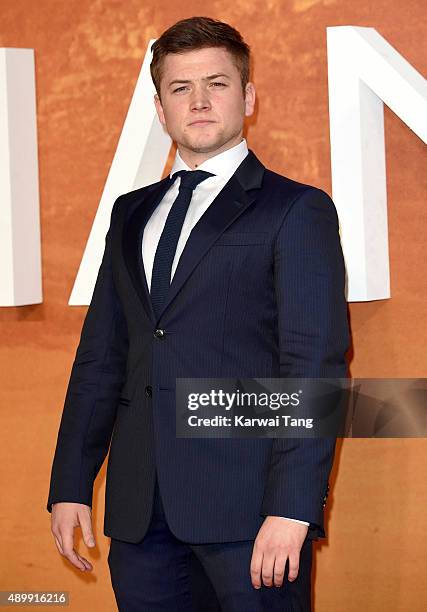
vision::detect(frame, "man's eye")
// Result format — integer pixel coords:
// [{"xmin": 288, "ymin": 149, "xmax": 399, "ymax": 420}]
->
[{"xmin": 172, "ymin": 82, "xmax": 226, "ymax": 93}]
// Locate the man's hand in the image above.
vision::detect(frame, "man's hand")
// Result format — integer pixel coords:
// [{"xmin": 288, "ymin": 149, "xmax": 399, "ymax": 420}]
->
[
  {"xmin": 250, "ymin": 516, "xmax": 309, "ymax": 589},
  {"xmin": 50, "ymin": 502, "xmax": 96, "ymax": 572}
]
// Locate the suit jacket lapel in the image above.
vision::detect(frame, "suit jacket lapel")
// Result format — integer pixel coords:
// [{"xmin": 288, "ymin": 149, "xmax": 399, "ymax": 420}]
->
[
  {"xmin": 122, "ymin": 176, "xmax": 173, "ymax": 323},
  {"xmin": 155, "ymin": 149, "xmax": 265, "ymax": 321},
  {"xmin": 122, "ymin": 149, "xmax": 265, "ymax": 324}
]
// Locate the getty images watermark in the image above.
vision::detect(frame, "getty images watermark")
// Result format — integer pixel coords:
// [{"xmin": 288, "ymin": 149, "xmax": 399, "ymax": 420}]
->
[
  {"xmin": 175, "ymin": 378, "xmax": 427, "ymax": 438},
  {"xmin": 187, "ymin": 387, "xmax": 312, "ymax": 428}
]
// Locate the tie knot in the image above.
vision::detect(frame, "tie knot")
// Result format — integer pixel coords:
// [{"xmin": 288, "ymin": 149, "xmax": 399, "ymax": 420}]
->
[{"xmin": 172, "ymin": 169, "xmax": 214, "ymax": 191}]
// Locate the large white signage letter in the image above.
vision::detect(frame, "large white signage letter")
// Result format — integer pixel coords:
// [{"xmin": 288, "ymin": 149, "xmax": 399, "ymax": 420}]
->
[
  {"xmin": 0, "ymin": 48, "xmax": 42, "ymax": 306},
  {"xmin": 69, "ymin": 39, "xmax": 171, "ymax": 305},
  {"xmin": 327, "ymin": 26, "xmax": 427, "ymax": 301}
]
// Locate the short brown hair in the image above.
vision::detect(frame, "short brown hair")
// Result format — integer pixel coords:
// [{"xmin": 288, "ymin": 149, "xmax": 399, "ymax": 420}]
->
[{"xmin": 150, "ymin": 16, "xmax": 251, "ymax": 101}]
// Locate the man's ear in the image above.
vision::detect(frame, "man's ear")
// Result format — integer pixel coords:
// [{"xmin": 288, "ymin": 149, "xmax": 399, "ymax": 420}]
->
[
  {"xmin": 154, "ymin": 93, "xmax": 166, "ymax": 126},
  {"xmin": 244, "ymin": 82, "xmax": 256, "ymax": 117}
]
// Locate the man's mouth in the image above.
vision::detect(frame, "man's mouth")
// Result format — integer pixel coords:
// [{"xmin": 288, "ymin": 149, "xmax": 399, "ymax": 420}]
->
[{"xmin": 189, "ymin": 120, "xmax": 215, "ymax": 126}]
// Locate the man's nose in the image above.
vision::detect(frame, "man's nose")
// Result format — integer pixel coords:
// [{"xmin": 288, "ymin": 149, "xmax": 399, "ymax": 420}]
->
[{"xmin": 190, "ymin": 86, "xmax": 212, "ymax": 111}]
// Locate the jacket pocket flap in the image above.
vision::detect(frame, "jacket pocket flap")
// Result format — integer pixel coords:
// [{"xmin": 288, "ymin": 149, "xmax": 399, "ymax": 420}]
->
[{"xmin": 214, "ymin": 231, "xmax": 267, "ymax": 246}]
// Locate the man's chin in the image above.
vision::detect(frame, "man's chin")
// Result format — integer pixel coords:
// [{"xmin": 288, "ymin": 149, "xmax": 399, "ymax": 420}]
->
[{"xmin": 182, "ymin": 136, "xmax": 227, "ymax": 155}]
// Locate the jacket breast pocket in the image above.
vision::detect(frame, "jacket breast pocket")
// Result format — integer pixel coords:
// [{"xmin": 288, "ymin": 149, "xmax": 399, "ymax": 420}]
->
[{"xmin": 214, "ymin": 232, "xmax": 267, "ymax": 246}]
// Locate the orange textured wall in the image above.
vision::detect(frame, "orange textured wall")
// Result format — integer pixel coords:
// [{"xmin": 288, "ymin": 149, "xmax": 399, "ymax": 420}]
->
[{"xmin": 0, "ymin": 1, "xmax": 426, "ymax": 610}]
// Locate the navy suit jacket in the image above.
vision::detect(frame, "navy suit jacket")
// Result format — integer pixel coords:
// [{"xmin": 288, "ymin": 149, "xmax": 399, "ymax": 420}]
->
[{"xmin": 47, "ymin": 149, "xmax": 350, "ymax": 544}]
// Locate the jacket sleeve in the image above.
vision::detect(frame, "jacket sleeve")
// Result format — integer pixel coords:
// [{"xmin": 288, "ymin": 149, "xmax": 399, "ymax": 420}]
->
[
  {"xmin": 260, "ymin": 187, "xmax": 350, "ymax": 539},
  {"xmin": 46, "ymin": 196, "xmax": 129, "ymax": 512}
]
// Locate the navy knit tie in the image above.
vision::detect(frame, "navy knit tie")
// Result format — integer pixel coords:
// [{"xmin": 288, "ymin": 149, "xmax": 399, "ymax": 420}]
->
[{"xmin": 150, "ymin": 169, "xmax": 214, "ymax": 318}]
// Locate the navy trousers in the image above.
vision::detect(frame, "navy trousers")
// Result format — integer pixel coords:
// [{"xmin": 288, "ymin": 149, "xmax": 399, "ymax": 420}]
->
[{"xmin": 107, "ymin": 479, "xmax": 312, "ymax": 611}]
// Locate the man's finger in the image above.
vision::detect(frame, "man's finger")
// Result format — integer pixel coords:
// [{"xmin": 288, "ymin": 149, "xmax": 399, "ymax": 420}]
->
[
  {"xmin": 250, "ymin": 547, "xmax": 263, "ymax": 589},
  {"xmin": 60, "ymin": 530, "xmax": 86, "ymax": 571},
  {"xmin": 53, "ymin": 534, "xmax": 64, "ymax": 555},
  {"xmin": 273, "ymin": 554, "xmax": 287, "ymax": 587},
  {"xmin": 261, "ymin": 552, "xmax": 275, "ymax": 587},
  {"xmin": 79, "ymin": 512, "xmax": 96, "ymax": 549},
  {"xmin": 287, "ymin": 550, "xmax": 300, "ymax": 582},
  {"xmin": 76, "ymin": 552, "xmax": 93, "ymax": 571}
]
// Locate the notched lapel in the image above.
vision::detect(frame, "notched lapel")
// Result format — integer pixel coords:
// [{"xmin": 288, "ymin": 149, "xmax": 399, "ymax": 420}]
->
[
  {"xmin": 121, "ymin": 149, "xmax": 265, "ymax": 325},
  {"xmin": 155, "ymin": 150, "xmax": 265, "ymax": 321},
  {"xmin": 122, "ymin": 177, "xmax": 173, "ymax": 323}
]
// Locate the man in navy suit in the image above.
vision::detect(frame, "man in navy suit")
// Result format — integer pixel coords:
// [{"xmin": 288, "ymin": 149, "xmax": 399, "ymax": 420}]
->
[{"xmin": 48, "ymin": 16, "xmax": 349, "ymax": 611}]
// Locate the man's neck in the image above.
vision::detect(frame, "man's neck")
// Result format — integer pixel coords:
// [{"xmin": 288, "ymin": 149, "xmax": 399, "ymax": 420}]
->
[{"xmin": 177, "ymin": 136, "xmax": 244, "ymax": 169}]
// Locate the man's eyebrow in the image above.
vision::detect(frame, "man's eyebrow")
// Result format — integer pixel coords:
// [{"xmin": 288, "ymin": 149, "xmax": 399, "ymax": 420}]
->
[{"xmin": 168, "ymin": 73, "xmax": 231, "ymax": 87}]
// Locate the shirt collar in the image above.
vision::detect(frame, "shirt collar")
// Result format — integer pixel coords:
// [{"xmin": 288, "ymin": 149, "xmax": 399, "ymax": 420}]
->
[{"xmin": 169, "ymin": 138, "xmax": 249, "ymax": 183}]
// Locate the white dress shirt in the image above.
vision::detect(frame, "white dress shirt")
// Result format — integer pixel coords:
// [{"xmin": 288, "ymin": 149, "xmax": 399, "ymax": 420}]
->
[
  {"xmin": 142, "ymin": 138, "xmax": 248, "ymax": 290},
  {"xmin": 141, "ymin": 137, "xmax": 310, "ymax": 528}
]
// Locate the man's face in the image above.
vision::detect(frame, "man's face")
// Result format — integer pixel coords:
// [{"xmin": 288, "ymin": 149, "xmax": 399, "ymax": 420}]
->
[{"xmin": 154, "ymin": 46, "xmax": 255, "ymax": 159}]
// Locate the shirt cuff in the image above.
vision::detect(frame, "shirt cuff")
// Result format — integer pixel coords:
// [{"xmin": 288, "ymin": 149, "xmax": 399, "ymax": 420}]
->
[{"xmin": 276, "ymin": 516, "xmax": 310, "ymax": 526}]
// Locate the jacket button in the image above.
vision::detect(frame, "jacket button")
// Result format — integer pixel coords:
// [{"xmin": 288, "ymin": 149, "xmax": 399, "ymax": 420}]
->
[
  {"xmin": 154, "ymin": 328, "xmax": 165, "ymax": 339},
  {"xmin": 145, "ymin": 385, "xmax": 152, "ymax": 398}
]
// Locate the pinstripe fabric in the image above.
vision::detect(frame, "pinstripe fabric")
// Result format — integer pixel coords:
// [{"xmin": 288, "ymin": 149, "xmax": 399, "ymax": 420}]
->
[
  {"xmin": 108, "ymin": 479, "xmax": 312, "ymax": 611},
  {"xmin": 47, "ymin": 149, "xmax": 350, "ymax": 546}
]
